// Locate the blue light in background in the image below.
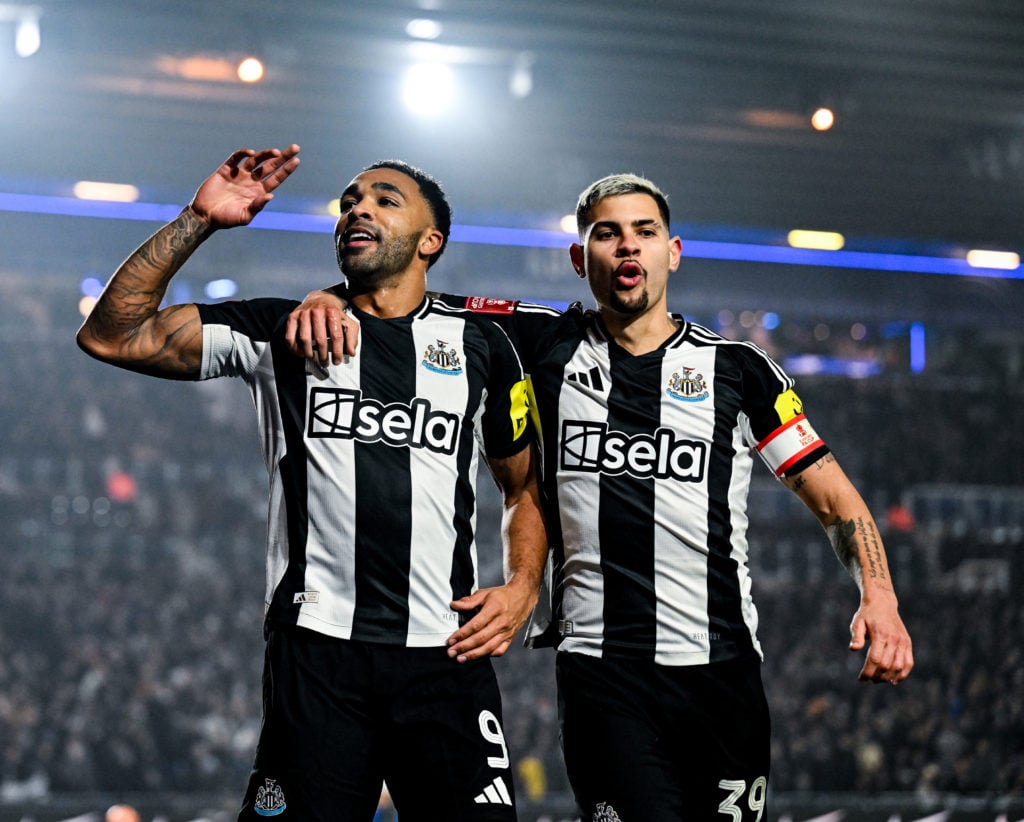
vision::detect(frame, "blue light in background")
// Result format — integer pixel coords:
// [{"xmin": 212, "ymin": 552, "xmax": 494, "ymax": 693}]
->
[
  {"xmin": 204, "ymin": 279, "xmax": 239, "ymax": 299},
  {"xmin": 679, "ymin": 239, "xmax": 1022, "ymax": 279},
  {"xmin": 80, "ymin": 276, "xmax": 104, "ymax": 297},
  {"xmin": 4, "ymin": 193, "xmax": 1022, "ymax": 280},
  {"xmin": 910, "ymin": 322, "xmax": 927, "ymax": 373},
  {"xmin": 783, "ymin": 355, "xmax": 883, "ymax": 379}
]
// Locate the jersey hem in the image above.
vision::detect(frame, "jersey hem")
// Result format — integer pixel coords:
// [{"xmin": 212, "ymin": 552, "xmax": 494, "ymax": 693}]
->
[
  {"xmin": 277, "ymin": 613, "xmax": 453, "ymax": 648},
  {"xmin": 558, "ymin": 639, "xmax": 764, "ymax": 666}
]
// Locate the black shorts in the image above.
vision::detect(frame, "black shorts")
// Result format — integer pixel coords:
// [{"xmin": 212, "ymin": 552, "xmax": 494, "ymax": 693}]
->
[
  {"xmin": 556, "ymin": 650, "xmax": 771, "ymax": 821},
  {"xmin": 238, "ymin": 627, "xmax": 517, "ymax": 822}
]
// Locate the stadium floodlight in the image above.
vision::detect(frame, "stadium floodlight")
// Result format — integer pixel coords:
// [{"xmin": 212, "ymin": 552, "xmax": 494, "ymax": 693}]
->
[
  {"xmin": 811, "ymin": 106, "xmax": 835, "ymax": 131},
  {"xmin": 787, "ymin": 229, "xmax": 845, "ymax": 251},
  {"xmin": 237, "ymin": 56, "xmax": 264, "ymax": 83},
  {"xmin": 966, "ymin": 249, "xmax": 1020, "ymax": 270},
  {"xmin": 0, "ymin": 3, "xmax": 41, "ymax": 56},
  {"xmin": 15, "ymin": 13, "xmax": 39, "ymax": 56},
  {"xmin": 73, "ymin": 181, "xmax": 140, "ymax": 202},
  {"xmin": 405, "ymin": 18, "xmax": 442, "ymax": 40},
  {"xmin": 402, "ymin": 62, "xmax": 454, "ymax": 116}
]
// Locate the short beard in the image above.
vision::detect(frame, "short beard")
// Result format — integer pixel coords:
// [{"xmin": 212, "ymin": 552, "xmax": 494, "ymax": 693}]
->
[
  {"xmin": 337, "ymin": 232, "xmax": 421, "ymax": 287},
  {"xmin": 607, "ymin": 286, "xmax": 649, "ymax": 316}
]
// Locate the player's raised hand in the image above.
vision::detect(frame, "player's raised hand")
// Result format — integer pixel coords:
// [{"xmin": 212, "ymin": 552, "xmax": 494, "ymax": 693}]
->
[{"xmin": 189, "ymin": 145, "xmax": 301, "ymax": 229}]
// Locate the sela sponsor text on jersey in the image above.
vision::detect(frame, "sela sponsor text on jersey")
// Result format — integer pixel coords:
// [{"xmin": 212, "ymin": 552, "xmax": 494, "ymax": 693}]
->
[
  {"xmin": 308, "ymin": 388, "xmax": 460, "ymax": 455},
  {"xmin": 560, "ymin": 419, "xmax": 708, "ymax": 482}
]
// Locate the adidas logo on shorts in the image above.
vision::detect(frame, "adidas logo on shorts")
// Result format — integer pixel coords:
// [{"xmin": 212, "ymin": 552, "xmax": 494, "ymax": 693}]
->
[{"xmin": 474, "ymin": 776, "xmax": 512, "ymax": 806}]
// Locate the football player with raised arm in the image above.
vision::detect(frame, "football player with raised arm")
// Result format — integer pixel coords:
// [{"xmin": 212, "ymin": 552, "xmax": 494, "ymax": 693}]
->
[{"xmin": 77, "ymin": 145, "xmax": 547, "ymax": 821}]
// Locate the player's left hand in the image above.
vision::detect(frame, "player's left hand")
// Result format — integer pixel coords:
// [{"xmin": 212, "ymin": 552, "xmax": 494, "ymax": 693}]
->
[
  {"xmin": 849, "ymin": 597, "xmax": 914, "ymax": 684},
  {"xmin": 446, "ymin": 580, "xmax": 538, "ymax": 663}
]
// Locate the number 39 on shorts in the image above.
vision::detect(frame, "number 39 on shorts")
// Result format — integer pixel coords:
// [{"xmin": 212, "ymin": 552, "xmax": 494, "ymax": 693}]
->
[{"xmin": 718, "ymin": 776, "xmax": 768, "ymax": 821}]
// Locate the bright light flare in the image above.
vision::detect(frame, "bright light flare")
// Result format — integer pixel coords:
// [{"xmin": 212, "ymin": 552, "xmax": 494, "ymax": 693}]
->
[
  {"xmin": 237, "ymin": 57, "xmax": 265, "ymax": 83},
  {"xmin": 406, "ymin": 19, "xmax": 442, "ymax": 40},
  {"xmin": 15, "ymin": 15, "xmax": 40, "ymax": 57},
  {"xmin": 73, "ymin": 181, "xmax": 140, "ymax": 202},
  {"xmin": 965, "ymin": 249, "xmax": 1020, "ymax": 270},
  {"xmin": 811, "ymin": 107, "xmax": 835, "ymax": 131},
  {"xmin": 787, "ymin": 229, "xmax": 845, "ymax": 251},
  {"xmin": 402, "ymin": 62, "xmax": 454, "ymax": 116}
]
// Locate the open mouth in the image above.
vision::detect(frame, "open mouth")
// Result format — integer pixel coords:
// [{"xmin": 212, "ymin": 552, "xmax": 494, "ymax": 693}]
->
[
  {"xmin": 343, "ymin": 228, "xmax": 376, "ymax": 247},
  {"xmin": 615, "ymin": 261, "xmax": 644, "ymax": 288}
]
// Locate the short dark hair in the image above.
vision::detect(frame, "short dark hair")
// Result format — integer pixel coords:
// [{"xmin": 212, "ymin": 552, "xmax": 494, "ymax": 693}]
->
[
  {"xmin": 575, "ymin": 173, "xmax": 671, "ymax": 238},
  {"xmin": 363, "ymin": 160, "xmax": 452, "ymax": 268}
]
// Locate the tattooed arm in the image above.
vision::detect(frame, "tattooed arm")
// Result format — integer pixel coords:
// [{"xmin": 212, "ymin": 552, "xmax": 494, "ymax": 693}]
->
[
  {"xmin": 76, "ymin": 145, "xmax": 301, "ymax": 378},
  {"xmin": 783, "ymin": 453, "xmax": 914, "ymax": 684}
]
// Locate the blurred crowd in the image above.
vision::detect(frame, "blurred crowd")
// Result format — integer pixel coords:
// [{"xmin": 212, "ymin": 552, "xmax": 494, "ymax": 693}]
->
[{"xmin": 1, "ymin": 290, "xmax": 1022, "ymax": 807}]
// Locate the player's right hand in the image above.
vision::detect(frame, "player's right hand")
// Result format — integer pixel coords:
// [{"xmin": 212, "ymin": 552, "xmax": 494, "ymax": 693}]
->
[
  {"xmin": 285, "ymin": 290, "xmax": 359, "ymax": 366},
  {"xmin": 189, "ymin": 145, "xmax": 301, "ymax": 230}
]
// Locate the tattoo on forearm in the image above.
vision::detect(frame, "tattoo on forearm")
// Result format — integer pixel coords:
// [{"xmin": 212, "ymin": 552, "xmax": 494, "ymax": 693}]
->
[
  {"xmin": 83, "ymin": 210, "xmax": 208, "ymax": 371},
  {"xmin": 827, "ymin": 517, "xmax": 860, "ymax": 578},
  {"xmin": 855, "ymin": 516, "xmax": 887, "ymax": 582},
  {"xmin": 92, "ymin": 214, "xmax": 200, "ymax": 322},
  {"xmin": 827, "ymin": 515, "xmax": 889, "ymax": 587}
]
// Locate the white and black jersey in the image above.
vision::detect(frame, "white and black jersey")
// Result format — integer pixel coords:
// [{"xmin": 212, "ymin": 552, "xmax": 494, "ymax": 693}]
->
[
  {"xmin": 197, "ymin": 296, "xmax": 532, "ymax": 647},
  {"xmin": 442, "ymin": 297, "xmax": 828, "ymax": 666}
]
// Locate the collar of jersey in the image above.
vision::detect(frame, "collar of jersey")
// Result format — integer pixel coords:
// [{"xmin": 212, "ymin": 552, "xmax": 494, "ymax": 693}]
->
[
  {"xmin": 347, "ymin": 295, "xmax": 432, "ymax": 323},
  {"xmin": 589, "ymin": 311, "xmax": 690, "ymax": 355}
]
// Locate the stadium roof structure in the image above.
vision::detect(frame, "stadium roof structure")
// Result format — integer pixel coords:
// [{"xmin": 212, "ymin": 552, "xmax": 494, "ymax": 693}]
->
[{"xmin": 2, "ymin": 0, "xmax": 1021, "ymax": 251}]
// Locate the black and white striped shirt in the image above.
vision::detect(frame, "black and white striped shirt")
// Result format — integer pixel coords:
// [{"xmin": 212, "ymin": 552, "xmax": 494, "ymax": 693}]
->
[
  {"xmin": 197, "ymin": 296, "xmax": 532, "ymax": 647},
  {"xmin": 444, "ymin": 297, "xmax": 828, "ymax": 666}
]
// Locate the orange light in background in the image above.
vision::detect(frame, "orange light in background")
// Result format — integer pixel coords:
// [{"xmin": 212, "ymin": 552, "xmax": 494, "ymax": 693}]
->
[
  {"xmin": 237, "ymin": 57, "xmax": 265, "ymax": 83},
  {"xmin": 106, "ymin": 471, "xmax": 138, "ymax": 503},
  {"xmin": 155, "ymin": 55, "xmax": 236, "ymax": 81},
  {"xmin": 78, "ymin": 295, "xmax": 97, "ymax": 317},
  {"xmin": 811, "ymin": 107, "xmax": 835, "ymax": 131},
  {"xmin": 743, "ymin": 109, "xmax": 808, "ymax": 129}
]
